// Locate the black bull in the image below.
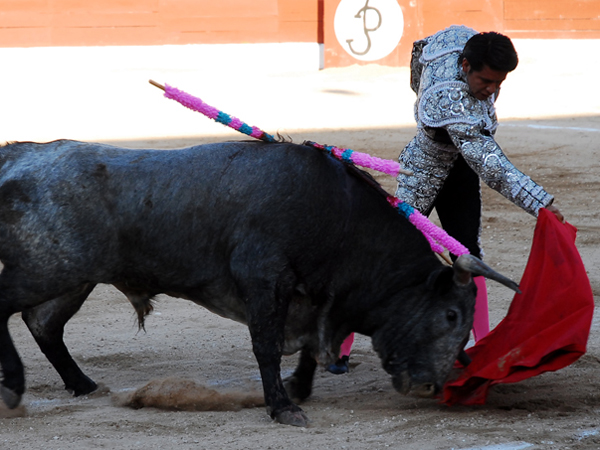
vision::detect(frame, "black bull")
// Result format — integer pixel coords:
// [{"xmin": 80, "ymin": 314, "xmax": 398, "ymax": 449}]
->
[{"xmin": 0, "ymin": 139, "xmax": 517, "ymax": 426}]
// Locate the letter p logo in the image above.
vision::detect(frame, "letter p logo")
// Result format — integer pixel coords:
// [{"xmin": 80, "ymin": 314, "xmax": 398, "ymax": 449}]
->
[{"xmin": 334, "ymin": 0, "xmax": 404, "ymax": 62}]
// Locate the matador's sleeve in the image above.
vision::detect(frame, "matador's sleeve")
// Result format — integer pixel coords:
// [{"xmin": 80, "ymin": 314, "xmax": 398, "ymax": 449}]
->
[{"xmin": 446, "ymin": 122, "xmax": 554, "ymax": 216}]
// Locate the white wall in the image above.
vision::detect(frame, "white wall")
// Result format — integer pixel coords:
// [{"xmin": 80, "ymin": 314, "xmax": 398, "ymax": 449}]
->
[{"xmin": 0, "ymin": 40, "xmax": 598, "ymax": 143}]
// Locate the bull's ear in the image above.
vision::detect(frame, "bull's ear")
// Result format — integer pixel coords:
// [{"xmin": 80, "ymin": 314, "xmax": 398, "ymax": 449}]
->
[{"xmin": 426, "ymin": 267, "xmax": 455, "ymax": 293}]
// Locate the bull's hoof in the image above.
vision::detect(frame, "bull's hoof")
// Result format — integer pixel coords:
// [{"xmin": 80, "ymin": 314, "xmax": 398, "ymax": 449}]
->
[
  {"xmin": 67, "ymin": 378, "xmax": 98, "ymax": 397},
  {"xmin": 275, "ymin": 409, "xmax": 310, "ymax": 427},
  {"xmin": 1, "ymin": 385, "xmax": 22, "ymax": 410}
]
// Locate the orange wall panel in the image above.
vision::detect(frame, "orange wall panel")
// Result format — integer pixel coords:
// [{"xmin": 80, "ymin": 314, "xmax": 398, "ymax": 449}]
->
[
  {"xmin": 0, "ymin": 11, "xmax": 50, "ymax": 28},
  {"xmin": 0, "ymin": 0, "xmax": 47, "ymax": 8},
  {"xmin": 418, "ymin": 0, "xmax": 504, "ymax": 36},
  {"xmin": 279, "ymin": 0, "xmax": 319, "ymax": 20},
  {"xmin": 49, "ymin": 26, "xmax": 159, "ymax": 47},
  {"xmin": 504, "ymin": 0, "xmax": 600, "ymax": 20},
  {"xmin": 48, "ymin": 0, "xmax": 158, "ymax": 11},
  {"xmin": 163, "ymin": 16, "xmax": 279, "ymax": 34},
  {"xmin": 504, "ymin": 0, "xmax": 600, "ymax": 34},
  {"xmin": 278, "ymin": 21, "xmax": 317, "ymax": 41},
  {"xmin": 50, "ymin": 12, "xmax": 158, "ymax": 28},
  {"xmin": 0, "ymin": 0, "xmax": 599, "ymax": 50},
  {"xmin": 159, "ymin": 0, "xmax": 277, "ymax": 17},
  {"xmin": 505, "ymin": 18, "xmax": 600, "ymax": 31},
  {"xmin": 0, "ymin": 0, "xmax": 318, "ymax": 47},
  {"xmin": 0, "ymin": 27, "xmax": 51, "ymax": 47},
  {"xmin": 277, "ymin": 0, "xmax": 322, "ymax": 42}
]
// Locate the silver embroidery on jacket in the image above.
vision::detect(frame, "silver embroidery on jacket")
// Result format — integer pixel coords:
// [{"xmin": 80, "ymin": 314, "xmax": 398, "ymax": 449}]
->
[{"xmin": 397, "ymin": 25, "xmax": 553, "ymax": 217}]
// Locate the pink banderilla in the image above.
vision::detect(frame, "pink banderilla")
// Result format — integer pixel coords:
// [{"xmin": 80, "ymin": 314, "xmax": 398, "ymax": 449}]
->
[
  {"xmin": 149, "ymin": 80, "xmax": 470, "ymax": 257},
  {"xmin": 149, "ymin": 80, "xmax": 411, "ymax": 178}
]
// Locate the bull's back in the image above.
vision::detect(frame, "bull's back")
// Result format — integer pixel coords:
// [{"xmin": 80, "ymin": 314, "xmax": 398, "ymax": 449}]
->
[
  {"xmin": 0, "ymin": 139, "xmax": 359, "ymax": 286},
  {"xmin": 105, "ymin": 140, "xmax": 358, "ymax": 283}
]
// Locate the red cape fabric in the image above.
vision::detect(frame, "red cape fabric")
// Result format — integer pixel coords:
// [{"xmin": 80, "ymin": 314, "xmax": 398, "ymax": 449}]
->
[{"xmin": 442, "ymin": 208, "xmax": 594, "ymax": 406}]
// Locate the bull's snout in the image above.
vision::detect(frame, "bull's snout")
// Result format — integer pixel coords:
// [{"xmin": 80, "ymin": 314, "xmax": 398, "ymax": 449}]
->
[
  {"xmin": 392, "ymin": 371, "xmax": 439, "ymax": 398},
  {"xmin": 412, "ymin": 382, "xmax": 437, "ymax": 398},
  {"xmin": 392, "ymin": 371, "xmax": 411, "ymax": 395}
]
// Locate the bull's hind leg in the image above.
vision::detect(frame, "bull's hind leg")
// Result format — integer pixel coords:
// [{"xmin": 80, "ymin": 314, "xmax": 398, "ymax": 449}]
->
[
  {"xmin": 284, "ymin": 347, "xmax": 317, "ymax": 402},
  {"xmin": 0, "ymin": 268, "xmax": 40, "ymax": 408},
  {"xmin": 21, "ymin": 283, "xmax": 97, "ymax": 397},
  {"xmin": 0, "ymin": 313, "xmax": 24, "ymax": 408}
]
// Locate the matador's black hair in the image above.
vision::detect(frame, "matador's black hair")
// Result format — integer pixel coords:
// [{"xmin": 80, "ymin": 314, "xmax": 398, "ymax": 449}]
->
[{"xmin": 461, "ymin": 32, "xmax": 518, "ymax": 73}]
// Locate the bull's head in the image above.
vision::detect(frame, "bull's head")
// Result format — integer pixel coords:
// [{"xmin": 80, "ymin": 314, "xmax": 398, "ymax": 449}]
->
[{"xmin": 372, "ymin": 254, "xmax": 519, "ymax": 398}]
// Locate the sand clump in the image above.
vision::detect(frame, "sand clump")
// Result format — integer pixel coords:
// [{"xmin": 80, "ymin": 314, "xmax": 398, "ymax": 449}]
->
[{"xmin": 113, "ymin": 377, "xmax": 265, "ymax": 412}]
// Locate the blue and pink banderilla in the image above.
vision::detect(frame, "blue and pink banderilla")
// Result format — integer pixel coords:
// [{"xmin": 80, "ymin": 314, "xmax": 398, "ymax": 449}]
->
[{"xmin": 149, "ymin": 80, "xmax": 468, "ymax": 258}]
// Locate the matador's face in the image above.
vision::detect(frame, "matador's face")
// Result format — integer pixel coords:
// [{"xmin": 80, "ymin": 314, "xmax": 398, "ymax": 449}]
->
[{"xmin": 461, "ymin": 59, "xmax": 508, "ymax": 101}]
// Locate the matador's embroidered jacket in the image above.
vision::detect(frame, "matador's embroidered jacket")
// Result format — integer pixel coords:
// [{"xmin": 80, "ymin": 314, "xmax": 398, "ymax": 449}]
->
[{"xmin": 396, "ymin": 25, "xmax": 553, "ymax": 216}]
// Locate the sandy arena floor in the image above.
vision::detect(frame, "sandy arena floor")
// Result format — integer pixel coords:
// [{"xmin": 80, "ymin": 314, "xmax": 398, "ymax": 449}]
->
[{"xmin": 0, "ymin": 40, "xmax": 599, "ymax": 449}]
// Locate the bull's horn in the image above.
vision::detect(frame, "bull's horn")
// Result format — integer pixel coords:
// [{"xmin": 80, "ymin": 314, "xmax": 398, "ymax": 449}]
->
[{"xmin": 453, "ymin": 254, "xmax": 521, "ymax": 293}]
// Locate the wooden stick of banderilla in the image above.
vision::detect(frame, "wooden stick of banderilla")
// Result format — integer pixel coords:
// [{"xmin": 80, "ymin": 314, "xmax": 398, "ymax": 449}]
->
[
  {"xmin": 149, "ymin": 79, "xmax": 165, "ymax": 91},
  {"xmin": 149, "ymin": 79, "xmax": 413, "ymax": 177}
]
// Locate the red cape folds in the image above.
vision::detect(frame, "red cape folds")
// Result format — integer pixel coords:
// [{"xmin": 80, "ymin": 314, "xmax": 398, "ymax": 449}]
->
[{"xmin": 442, "ymin": 208, "xmax": 594, "ymax": 406}]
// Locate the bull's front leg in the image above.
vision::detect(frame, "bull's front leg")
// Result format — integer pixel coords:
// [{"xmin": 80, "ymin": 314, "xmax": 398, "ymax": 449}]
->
[
  {"xmin": 241, "ymin": 274, "xmax": 308, "ymax": 426},
  {"xmin": 248, "ymin": 317, "xmax": 309, "ymax": 426}
]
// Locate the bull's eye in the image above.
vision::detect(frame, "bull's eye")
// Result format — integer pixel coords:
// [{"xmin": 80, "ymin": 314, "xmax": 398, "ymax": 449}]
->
[{"xmin": 446, "ymin": 309, "xmax": 457, "ymax": 322}]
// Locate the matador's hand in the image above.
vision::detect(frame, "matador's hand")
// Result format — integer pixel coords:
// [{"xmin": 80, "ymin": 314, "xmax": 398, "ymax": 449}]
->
[{"xmin": 546, "ymin": 204, "xmax": 565, "ymax": 223}]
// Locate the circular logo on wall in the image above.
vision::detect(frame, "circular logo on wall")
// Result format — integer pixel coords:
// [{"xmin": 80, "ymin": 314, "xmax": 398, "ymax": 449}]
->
[{"xmin": 334, "ymin": 0, "xmax": 404, "ymax": 61}]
